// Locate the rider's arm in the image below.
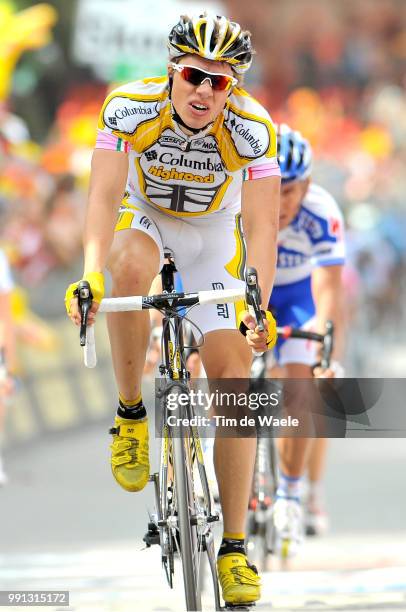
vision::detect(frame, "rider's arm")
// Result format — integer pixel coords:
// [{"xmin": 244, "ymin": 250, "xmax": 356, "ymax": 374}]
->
[
  {"xmin": 83, "ymin": 149, "xmax": 128, "ymax": 274},
  {"xmin": 311, "ymin": 264, "xmax": 345, "ymax": 362},
  {"xmin": 242, "ymin": 175, "xmax": 280, "ymax": 308},
  {"xmin": 66, "ymin": 149, "xmax": 128, "ymax": 325}
]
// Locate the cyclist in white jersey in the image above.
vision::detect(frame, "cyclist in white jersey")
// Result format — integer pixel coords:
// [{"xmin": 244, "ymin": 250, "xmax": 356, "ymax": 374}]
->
[
  {"xmin": 269, "ymin": 124, "xmax": 345, "ymax": 555},
  {"xmin": 65, "ymin": 13, "xmax": 280, "ymax": 606}
]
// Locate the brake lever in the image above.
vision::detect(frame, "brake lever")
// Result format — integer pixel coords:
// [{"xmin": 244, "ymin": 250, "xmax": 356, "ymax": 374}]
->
[
  {"xmin": 321, "ymin": 320, "xmax": 334, "ymax": 370},
  {"xmin": 245, "ymin": 267, "xmax": 264, "ymax": 332},
  {"xmin": 77, "ymin": 280, "xmax": 93, "ymax": 346}
]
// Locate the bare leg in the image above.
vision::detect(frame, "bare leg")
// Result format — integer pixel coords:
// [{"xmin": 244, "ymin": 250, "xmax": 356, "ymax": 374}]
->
[
  {"xmin": 277, "ymin": 363, "xmax": 313, "ymax": 477},
  {"xmin": 200, "ymin": 330, "xmax": 254, "ymax": 533},
  {"xmin": 307, "ymin": 438, "xmax": 328, "ymax": 483},
  {"xmin": 106, "ymin": 230, "xmax": 160, "ymax": 401}
]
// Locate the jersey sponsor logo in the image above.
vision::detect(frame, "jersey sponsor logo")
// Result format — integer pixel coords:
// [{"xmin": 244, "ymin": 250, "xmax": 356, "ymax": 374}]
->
[
  {"xmin": 145, "ymin": 150, "xmax": 158, "ymax": 161},
  {"xmin": 227, "ymin": 109, "xmax": 270, "ymax": 158},
  {"xmin": 138, "ymin": 132, "xmax": 227, "ymax": 214},
  {"xmin": 278, "ymin": 247, "xmax": 308, "ymax": 268},
  {"xmin": 103, "ymin": 97, "xmax": 159, "ymax": 132},
  {"xmin": 315, "ymin": 247, "xmax": 333, "ymax": 256},
  {"xmin": 144, "ymin": 176, "xmax": 218, "ymax": 214},
  {"xmin": 148, "ymin": 165, "xmax": 214, "ymax": 183},
  {"xmin": 158, "ymin": 152, "xmax": 224, "ymax": 172},
  {"xmin": 160, "ymin": 134, "xmax": 187, "ymax": 148},
  {"xmin": 292, "ymin": 209, "xmax": 324, "ymax": 240},
  {"xmin": 116, "ymin": 106, "xmax": 153, "ymax": 118},
  {"xmin": 139, "ymin": 215, "xmax": 152, "ymax": 229},
  {"xmin": 192, "ymin": 138, "xmax": 217, "ymax": 152},
  {"xmin": 158, "ymin": 132, "xmax": 219, "ymax": 154},
  {"xmin": 329, "ymin": 217, "xmax": 342, "ymax": 238}
]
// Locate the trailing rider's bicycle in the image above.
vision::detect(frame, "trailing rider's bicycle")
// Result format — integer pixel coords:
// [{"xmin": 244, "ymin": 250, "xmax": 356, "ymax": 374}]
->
[
  {"xmin": 77, "ymin": 255, "xmax": 264, "ymax": 611},
  {"xmin": 246, "ymin": 321, "xmax": 334, "ymax": 570}
]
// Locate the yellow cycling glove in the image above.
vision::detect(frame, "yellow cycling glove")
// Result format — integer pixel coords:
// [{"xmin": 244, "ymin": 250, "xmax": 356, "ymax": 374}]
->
[
  {"xmin": 64, "ymin": 272, "xmax": 105, "ymax": 315},
  {"xmin": 238, "ymin": 309, "xmax": 278, "ymax": 349}
]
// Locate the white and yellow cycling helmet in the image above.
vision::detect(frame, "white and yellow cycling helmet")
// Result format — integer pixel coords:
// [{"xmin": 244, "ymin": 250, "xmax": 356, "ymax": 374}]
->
[{"xmin": 168, "ymin": 13, "xmax": 253, "ymax": 74}]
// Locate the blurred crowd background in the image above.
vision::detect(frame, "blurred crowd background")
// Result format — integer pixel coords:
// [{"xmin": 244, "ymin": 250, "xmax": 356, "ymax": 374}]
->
[{"xmin": 1, "ymin": 0, "xmax": 406, "ymax": 395}]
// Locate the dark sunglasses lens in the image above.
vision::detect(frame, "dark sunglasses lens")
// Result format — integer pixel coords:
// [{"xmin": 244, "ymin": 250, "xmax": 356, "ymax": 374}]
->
[
  {"xmin": 211, "ymin": 75, "xmax": 230, "ymax": 91},
  {"xmin": 181, "ymin": 66, "xmax": 205, "ymax": 86},
  {"xmin": 181, "ymin": 67, "xmax": 231, "ymax": 91}
]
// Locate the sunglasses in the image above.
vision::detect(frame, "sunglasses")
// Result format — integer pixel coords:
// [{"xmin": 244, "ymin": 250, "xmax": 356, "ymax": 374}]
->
[{"xmin": 170, "ymin": 63, "xmax": 238, "ymax": 92}]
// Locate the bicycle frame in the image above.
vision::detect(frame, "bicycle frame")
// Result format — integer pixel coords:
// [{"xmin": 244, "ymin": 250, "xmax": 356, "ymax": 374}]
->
[
  {"xmin": 77, "ymin": 263, "xmax": 265, "ymax": 611},
  {"xmin": 147, "ymin": 254, "xmax": 221, "ymax": 611}
]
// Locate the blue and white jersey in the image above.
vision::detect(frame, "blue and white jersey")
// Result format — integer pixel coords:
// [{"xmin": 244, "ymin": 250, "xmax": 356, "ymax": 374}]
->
[{"xmin": 274, "ymin": 183, "xmax": 345, "ymax": 287}]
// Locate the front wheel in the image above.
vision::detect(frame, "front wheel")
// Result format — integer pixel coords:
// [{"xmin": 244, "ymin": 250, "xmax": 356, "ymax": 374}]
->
[{"xmin": 170, "ymin": 386, "xmax": 202, "ymax": 611}]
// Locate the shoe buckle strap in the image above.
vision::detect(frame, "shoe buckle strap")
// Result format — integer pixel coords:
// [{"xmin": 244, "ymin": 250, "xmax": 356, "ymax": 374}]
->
[{"xmin": 109, "ymin": 424, "xmax": 141, "ymax": 440}]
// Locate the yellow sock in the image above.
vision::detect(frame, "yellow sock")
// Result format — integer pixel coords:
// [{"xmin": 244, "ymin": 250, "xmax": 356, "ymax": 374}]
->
[
  {"xmin": 119, "ymin": 392, "xmax": 142, "ymax": 407},
  {"xmin": 223, "ymin": 532, "xmax": 245, "ymax": 540}
]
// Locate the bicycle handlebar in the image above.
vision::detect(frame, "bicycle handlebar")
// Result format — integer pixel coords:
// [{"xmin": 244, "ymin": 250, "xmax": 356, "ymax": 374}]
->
[
  {"xmin": 276, "ymin": 321, "xmax": 334, "ymax": 370},
  {"xmin": 98, "ymin": 288, "xmax": 246, "ymax": 312},
  {"xmin": 79, "ymin": 287, "xmax": 246, "ymax": 368},
  {"xmin": 78, "ymin": 273, "xmax": 334, "ymax": 370}
]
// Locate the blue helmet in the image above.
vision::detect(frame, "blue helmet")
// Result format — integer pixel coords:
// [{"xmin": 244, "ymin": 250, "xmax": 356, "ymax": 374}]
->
[{"xmin": 277, "ymin": 124, "xmax": 312, "ymax": 183}]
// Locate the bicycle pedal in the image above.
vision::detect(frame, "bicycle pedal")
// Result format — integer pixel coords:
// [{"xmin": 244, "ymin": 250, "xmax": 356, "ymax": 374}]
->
[
  {"xmin": 143, "ymin": 522, "xmax": 160, "ymax": 547},
  {"xmin": 224, "ymin": 604, "xmax": 256, "ymax": 610}
]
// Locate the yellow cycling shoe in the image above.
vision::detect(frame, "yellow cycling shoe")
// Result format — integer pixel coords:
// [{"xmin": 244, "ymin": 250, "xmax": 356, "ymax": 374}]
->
[
  {"xmin": 109, "ymin": 416, "xmax": 150, "ymax": 492},
  {"xmin": 217, "ymin": 553, "xmax": 261, "ymax": 606}
]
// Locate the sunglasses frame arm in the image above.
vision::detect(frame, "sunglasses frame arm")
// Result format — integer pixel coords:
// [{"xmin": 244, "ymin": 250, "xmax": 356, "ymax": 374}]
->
[{"xmin": 169, "ymin": 62, "xmax": 238, "ymax": 90}]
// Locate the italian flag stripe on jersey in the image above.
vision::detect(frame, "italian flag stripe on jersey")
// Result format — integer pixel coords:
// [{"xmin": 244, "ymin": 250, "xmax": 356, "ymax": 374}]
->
[{"xmin": 116, "ymin": 138, "xmax": 129, "ymax": 152}]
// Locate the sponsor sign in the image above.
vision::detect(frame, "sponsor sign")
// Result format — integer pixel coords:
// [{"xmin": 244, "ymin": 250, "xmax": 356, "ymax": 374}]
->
[{"xmin": 72, "ymin": 0, "xmax": 225, "ymax": 81}]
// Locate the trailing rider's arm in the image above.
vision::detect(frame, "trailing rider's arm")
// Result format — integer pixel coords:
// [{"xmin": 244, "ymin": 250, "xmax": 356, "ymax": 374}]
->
[{"xmin": 312, "ymin": 264, "xmax": 345, "ymax": 377}]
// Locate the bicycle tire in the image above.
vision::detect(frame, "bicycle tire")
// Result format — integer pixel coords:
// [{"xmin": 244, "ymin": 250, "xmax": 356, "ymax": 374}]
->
[
  {"xmin": 171, "ymin": 385, "xmax": 202, "ymax": 611},
  {"xmin": 190, "ymin": 426, "xmax": 222, "ymax": 610},
  {"xmin": 246, "ymin": 438, "xmax": 278, "ymax": 571}
]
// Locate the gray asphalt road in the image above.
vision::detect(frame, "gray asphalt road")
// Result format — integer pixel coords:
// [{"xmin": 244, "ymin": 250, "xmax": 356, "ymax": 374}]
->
[
  {"xmin": 1, "ymin": 430, "xmax": 406, "ymax": 551},
  {"xmin": 1, "ymin": 425, "xmax": 406, "ymax": 610}
]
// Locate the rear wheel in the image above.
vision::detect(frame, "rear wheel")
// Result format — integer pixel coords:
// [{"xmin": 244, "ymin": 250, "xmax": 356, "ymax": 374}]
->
[{"xmin": 246, "ymin": 437, "xmax": 278, "ymax": 571}]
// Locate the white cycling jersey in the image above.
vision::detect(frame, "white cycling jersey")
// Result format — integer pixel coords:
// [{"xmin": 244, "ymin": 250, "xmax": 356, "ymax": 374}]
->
[
  {"xmin": 274, "ymin": 183, "xmax": 345, "ymax": 286},
  {"xmin": 96, "ymin": 76, "xmax": 279, "ymax": 219},
  {"xmin": 92, "ymin": 75, "xmax": 280, "ymax": 335}
]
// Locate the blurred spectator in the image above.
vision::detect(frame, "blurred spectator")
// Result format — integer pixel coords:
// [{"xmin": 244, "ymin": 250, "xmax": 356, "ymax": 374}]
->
[
  {"xmin": 0, "ymin": 248, "xmax": 16, "ymax": 485},
  {"xmin": 0, "ymin": 0, "xmax": 404, "ymax": 375}
]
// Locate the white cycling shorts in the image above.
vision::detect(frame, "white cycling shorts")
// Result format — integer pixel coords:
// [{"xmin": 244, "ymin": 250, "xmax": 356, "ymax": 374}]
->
[
  {"xmin": 276, "ymin": 316, "xmax": 318, "ymax": 366},
  {"xmin": 114, "ymin": 195, "xmax": 246, "ymax": 335}
]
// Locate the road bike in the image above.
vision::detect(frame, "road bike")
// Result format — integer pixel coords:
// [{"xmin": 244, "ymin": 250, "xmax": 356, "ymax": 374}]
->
[
  {"xmin": 77, "ymin": 256, "xmax": 264, "ymax": 611},
  {"xmin": 246, "ymin": 321, "xmax": 334, "ymax": 570}
]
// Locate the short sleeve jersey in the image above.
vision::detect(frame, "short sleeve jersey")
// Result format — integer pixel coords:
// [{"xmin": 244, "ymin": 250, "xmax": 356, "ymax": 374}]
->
[
  {"xmin": 275, "ymin": 183, "xmax": 346, "ymax": 286},
  {"xmin": 96, "ymin": 76, "xmax": 279, "ymax": 218}
]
